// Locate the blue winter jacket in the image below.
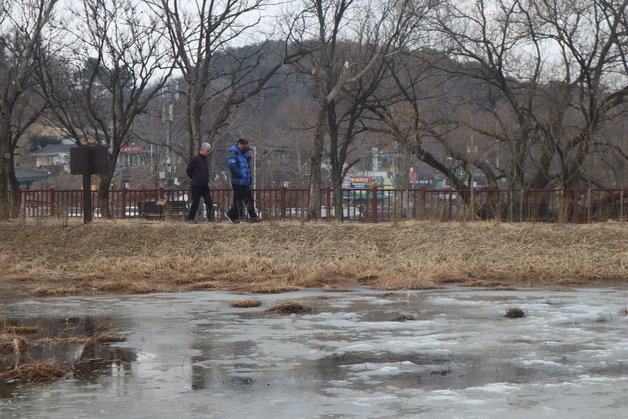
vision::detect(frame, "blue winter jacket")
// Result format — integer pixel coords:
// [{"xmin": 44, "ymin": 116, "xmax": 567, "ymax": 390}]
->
[{"xmin": 227, "ymin": 145, "xmax": 252, "ymax": 186}]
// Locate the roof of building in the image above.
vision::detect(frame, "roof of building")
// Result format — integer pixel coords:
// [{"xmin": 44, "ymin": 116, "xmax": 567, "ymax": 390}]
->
[
  {"xmin": 15, "ymin": 167, "xmax": 53, "ymax": 182},
  {"xmin": 31, "ymin": 143, "xmax": 75, "ymax": 155}
]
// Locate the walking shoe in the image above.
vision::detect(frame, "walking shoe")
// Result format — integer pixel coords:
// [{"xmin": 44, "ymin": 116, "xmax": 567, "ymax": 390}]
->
[
  {"xmin": 224, "ymin": 212, "xmax": 240, "ymax": 223},
  {"xmin": 248, "ymin": 217, "xmax": 262, "ymax": 223}
]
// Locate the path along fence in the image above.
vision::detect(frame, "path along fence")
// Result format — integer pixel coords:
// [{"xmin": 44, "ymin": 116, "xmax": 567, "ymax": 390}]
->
[{"xmin": 18, "ymin": 187, "xmax": 627, "ymax": 223}]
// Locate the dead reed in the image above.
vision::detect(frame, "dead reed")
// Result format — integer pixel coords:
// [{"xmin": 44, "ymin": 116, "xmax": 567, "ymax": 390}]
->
[
  {"xmin": 29, "ymin": 334, "xmax": 126, "ymax": 347},
  {"xmin": 230, "ymin": 299, "xmax": 262, "ymax": 308},
  {"xmin": 431, "ymin": 368, "xmax": 452, "ymax": 376},
  {"xmin": 393, "ymin": 313, "xmax": 417, "ymax": 322},
  {"xmin": 264, "ymin": 301, "xmax": 313, "ymax": 314},
  {"xmin": 32, "ymin": 322, "xmax": 126, "ymax": 347},
  {"xmin": 5, "ymin": 326, "xmax": 39, "ymax": 334},
  {"xmin": 0, "ymin": 334, "xmax": 28, "ymax": 354},
  {"xmin": 322, "ymin": 284, "xmax": 350, "ymax": 292},
  {"xmin": 30, "ymin": 287, "xmax": 83, "ymax": 297},
  {"xmin": 1, "ymin": 221, "xmax": 626, "ymax": 295},
  {"xmin": 505, "ymin": 307, "xmax": 526, "ymax": 318},
  {"xmin": 0, "ymin": 323, "xmax": 126, "ymax": 386},
  {"xmin": 0, "ymin": 361, "xmax": 71, "ymax": 383},
  {"xmin": 0, "ymin": 321, "xmax": 39, "ymax": 334}
]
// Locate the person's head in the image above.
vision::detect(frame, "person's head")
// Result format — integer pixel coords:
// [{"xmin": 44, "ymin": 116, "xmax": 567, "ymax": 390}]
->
[
  {"xmin": 236, "ymin": 138, "xmax": 249, "ymax": 151},
  {"xmin": 200, "ymin": 142, "xmax": 212, "ymax": 156}
]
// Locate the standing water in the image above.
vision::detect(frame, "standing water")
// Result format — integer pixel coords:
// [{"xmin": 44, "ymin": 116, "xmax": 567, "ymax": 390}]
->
[{"xmin": 1, "ymin": 286, "xmax": 627, "ymax": 418}]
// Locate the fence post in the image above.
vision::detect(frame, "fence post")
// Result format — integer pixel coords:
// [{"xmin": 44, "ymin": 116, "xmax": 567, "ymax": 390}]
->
[
  {"xmin": 449, "ymin": 190, "xmax": 454, "ymax": 221},
  {"xmin": 508, "ymin": 188, "xmax": 513, "ymax": 222},
  {"xmin": 372, "ymin": 187, "xmax": 378, "ymax": 223},
  {"xmin": 519, "ymin": 189, "xmax": 524, "ymax": 222},
  {"xmin": 50, "ymin": 188, "xmax": 56, "ymax": 217},
  {"xmin": 121, "ymin": 188, "xmax": 127, "ymax": 219},
  {"xmin": 281, "ymin": 186, "xmax": 287, "ymax": 219},
  {"xmin": 587, "ymin": 188, "xmax": 591, "ymax": 223},
  {"xmin": 620, "ymin": 188, "xmax": 624, "ymax": 224},
  {"xmin": 470, "ymin": 187, "xmax": 474, "ymax": 222}
]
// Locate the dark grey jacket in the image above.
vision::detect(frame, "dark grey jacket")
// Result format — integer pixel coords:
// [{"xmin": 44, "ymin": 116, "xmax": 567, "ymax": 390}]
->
[{"xmin": 186, "ymin": 153, "xmax": 209, "ymax": 187}]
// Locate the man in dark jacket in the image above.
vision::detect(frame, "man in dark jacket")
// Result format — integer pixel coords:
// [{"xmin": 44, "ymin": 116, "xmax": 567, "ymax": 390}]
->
[
  {"xmin": 186, "ymin": 142, "xmax": 214, "ymax": 222},
  {"xmin": 225, "ymin": 138, "xmax": 261, "ymax": 223}
]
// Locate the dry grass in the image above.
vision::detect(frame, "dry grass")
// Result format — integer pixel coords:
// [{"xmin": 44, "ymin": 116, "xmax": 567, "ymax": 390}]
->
[
  {"xmin": 431, "ymin": 368, "xmax": 452, "ymax": 376},
  {"xmin": 0, "ymin": 334, "xmax": 28, "ymax": 354},
  {"xmin": 393, "ymin": 313, "xmax": 417, "ymax": 322},
  {"xmin": 1, "ymin": 321, "xmax": 39, "ymax": 334},
  {"xmin": 236, "ymin": 283, "xmax": 300, "ymax": 294},
  {"xmin": 505, "ymin": 307, "xmax": 527, "ymax": 318},
  {"xmin": 230, "ymin": 299, "xmax": 262, "ymax": 308},
  {"xmin": 264, "ymin": 301, "xmax": 313, "ymax": 314},
  {"xmin": 3, "ymin": 326, "xmax": 39, "ymax": 334},
  {"xmin": 1, "ymin": 221, "xmax": 626, "ymax": 295},
  {"xmin": 0, "ymin": 324, "xmax": 126, "ymax": 386},
  {"xmin": 322, "ymin": 284, "xmax": 350, "ymax": 292},
  {"xmin": 94, "ymin": 279, "xmax": 159, "ymax": 294},
  {"xmin": 0, "ymin": 361, "xmax": 71, "ymax": 383},
  {"xmin": 30, "ymin": 287, "xmax": 83, "ymax": 297},
  {"xmin": 30, "ymin": 334, "xmax": 126, "ymax": 346}
]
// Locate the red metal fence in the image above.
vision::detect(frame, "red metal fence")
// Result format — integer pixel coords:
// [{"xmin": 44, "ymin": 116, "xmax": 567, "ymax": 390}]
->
[{"xmin": 19, "ymin": 187, "xmax": 627, "ymax": 223}]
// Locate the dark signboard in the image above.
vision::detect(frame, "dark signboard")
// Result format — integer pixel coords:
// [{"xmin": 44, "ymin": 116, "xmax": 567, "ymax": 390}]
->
[{"xmin": 70, "ymin": 145, "xmax": 108, "ymax": 175}]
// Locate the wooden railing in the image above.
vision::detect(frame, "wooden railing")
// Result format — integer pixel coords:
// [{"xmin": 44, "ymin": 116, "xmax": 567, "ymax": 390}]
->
[{"xmin": 18, "ymin": 187, "xmax": 627, "ymax": 223}]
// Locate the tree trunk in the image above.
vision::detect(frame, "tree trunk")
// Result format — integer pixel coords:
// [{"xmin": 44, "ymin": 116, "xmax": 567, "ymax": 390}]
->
[
  {"xmin": 98, "ymin": 173, "xmax": 113, "ymax": 219},
  {"xmin": 8, "ymin": 156, "xmax": 20, "ymax": 218},
  {"xmin": 0, "ymin": 163, "xmax": 9, "ymax": 221},
  {"xmin": 331, "ymin": 166, "xmax": 343, "ymax": 222},
  {"xmin": 98, "ymin": 146, "xmax": 124, "ymax": 219},
  {"xmin": 0, "ymin": 118, "xmax": 11, "ymax": 220},
  {"xmin": 187, "ymin": 90, "xmax": 202, "ymax": 160},
  {"xmin": 307, "ymin": 108, "xmax": 326, "ymax": 219}
]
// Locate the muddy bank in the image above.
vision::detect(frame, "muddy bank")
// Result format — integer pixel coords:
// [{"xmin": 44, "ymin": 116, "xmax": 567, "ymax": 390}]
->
[{"xmin": 0, "ymin": 221, "xmax": 626, "ymax": 295}]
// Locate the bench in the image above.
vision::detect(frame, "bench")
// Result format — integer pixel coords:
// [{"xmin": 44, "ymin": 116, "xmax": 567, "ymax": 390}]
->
[{"xmin": 137, "ymin": 200, "xmax": 188, "ymax": 219}]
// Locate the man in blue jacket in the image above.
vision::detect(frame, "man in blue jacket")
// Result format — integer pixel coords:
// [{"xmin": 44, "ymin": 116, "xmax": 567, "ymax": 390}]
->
[
  {"xmin": 225, "ymin": 138, "xmax": 261, "ymax": 223},
  {"xmin": 186, "ymin": 142, "xmax": 214, "ymax": 222}
]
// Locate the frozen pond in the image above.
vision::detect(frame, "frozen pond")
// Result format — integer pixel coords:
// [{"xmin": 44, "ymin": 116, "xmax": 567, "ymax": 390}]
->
[{"xmin": 1, "ymin": 285, "xmax": 628, "ymax": 418}]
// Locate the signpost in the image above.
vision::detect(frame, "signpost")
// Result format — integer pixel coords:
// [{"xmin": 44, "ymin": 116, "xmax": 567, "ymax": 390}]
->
[{"xmin": 70, "ymin": 145, "xmax": 108, "ymax": 224}]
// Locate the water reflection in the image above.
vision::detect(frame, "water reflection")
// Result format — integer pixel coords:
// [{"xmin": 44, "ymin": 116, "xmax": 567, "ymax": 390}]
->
[{"xmin": 0, "ymin": 317, "xmax": 136, "ymax": 399}]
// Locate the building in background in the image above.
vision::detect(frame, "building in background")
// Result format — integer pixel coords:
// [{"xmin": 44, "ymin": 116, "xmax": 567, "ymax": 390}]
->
[
  {"xmin": 32, "ymin": 138, "xmax": 75, "ymax": 172},
  {"xmin": 15, "ymin": 167, "xmax": 53, "ymax": 188}
]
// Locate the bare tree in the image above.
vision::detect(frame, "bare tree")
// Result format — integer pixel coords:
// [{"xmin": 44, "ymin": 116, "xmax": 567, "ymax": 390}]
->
[
  {"xmin": 38, "ymin": 0, "xmax": 172, "ymax": 218},
  {"xmin": 147, "ymin": 0, "xmax": 302, "ymax": 171},
  {"xmin": 0, "ymin": 0, "xmax": 58, "ymax": 220},
  {"xmin": 290, "ymin": 0, "xmax": 426, "ymax": 220},
  {"xmin": 531, "ymin": 0, "xmax": 628, "ymax": 189},
  {"xmin": 370, "ymin": 50, "xmax": 475, "ymax": 190},
  {"xmin": 426, "ymin": 0, "xmax": 628, "ymax": 191}
]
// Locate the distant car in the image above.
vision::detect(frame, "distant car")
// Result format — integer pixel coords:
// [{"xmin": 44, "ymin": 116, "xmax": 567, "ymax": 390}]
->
[
  {"xmin": 65, "ymin": 207, "xmax": 102, "ymax": 217},
  {"xmin": 125, "ymin": 206, "xmax": 138, "ymax": 217},
  {"xmin": 320, "ymin": 205, "xmax": 362, "ymax": 219},
  {"xmin": 66, "ymin": 207, "xmax": 82, "ymax": 217}
]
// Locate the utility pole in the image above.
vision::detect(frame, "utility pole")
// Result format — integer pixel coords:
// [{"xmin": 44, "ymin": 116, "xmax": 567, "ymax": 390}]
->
[
  {"xmin": 162, "ymin": 82, "xmax": 179, "ymax": 187},
  {"xmin": 252, "ymin": 146, "xmax": 257, "ymax": 190}
]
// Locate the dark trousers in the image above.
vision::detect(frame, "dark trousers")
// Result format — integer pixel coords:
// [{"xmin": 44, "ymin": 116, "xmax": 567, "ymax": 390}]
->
[
  {"xmin": 188, "ymin": 186, "xmax": 214, "ymax": 221},
  {"xmin": 227, "ymin": 184, "xmax": 258, "ymax": 220}
]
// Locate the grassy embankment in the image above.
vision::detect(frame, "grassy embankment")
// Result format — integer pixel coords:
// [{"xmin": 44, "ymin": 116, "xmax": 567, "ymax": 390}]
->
[{"xmin": 0, "ymin": 221, "xmax": 626, "ymax": 296}]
